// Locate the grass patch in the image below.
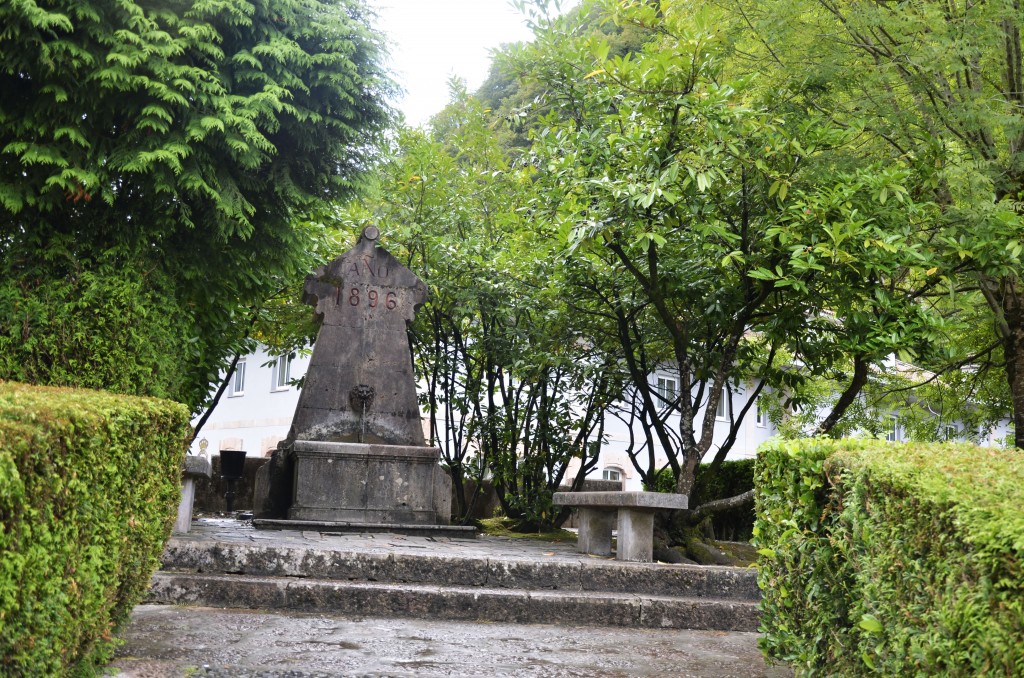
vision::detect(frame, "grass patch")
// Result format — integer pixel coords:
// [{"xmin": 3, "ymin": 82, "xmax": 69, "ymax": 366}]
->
[
  {"xmin": 477, "ymin": 517, "xmax": 578, "ymax": 543},
  {"xmin": 712, "ymin": 540, "xmax": 758, "ymax": 567}
]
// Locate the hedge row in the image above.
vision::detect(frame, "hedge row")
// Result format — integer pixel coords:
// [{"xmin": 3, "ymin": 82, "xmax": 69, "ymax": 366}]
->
[
  {"xmin": 754, "ymin": 438, "xmax": 1024, "ymax": 676},
  {"xmin": 0, "ymin": 382, "xmax": 190, "ymax": 676}
]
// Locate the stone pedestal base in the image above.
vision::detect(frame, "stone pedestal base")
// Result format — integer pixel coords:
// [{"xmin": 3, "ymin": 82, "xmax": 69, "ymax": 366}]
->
[
  {"xmin": 577, "ymin": 508, "xmax": 615, "ymax": 556},
  {"xmin": 284, "ymin": 440, "xmax": 451, "ymax": 526},
  {"xmin": 174, "ymin": 479, "xmax": 198, "ymax": 534},
  {"xmin": 617, "ymin": 509, "xmax": 656, "ymax": 562}
]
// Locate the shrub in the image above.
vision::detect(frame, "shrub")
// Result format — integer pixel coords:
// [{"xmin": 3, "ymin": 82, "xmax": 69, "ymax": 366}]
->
[
  {"xmin": 646, "ymin": 460, "xmax": 756, "ymax": 540},
  {"xmin": 754, "ymin": 438, "xmax": 1024, "ymax": 676},
  {"xmin": 0, "ymin": 257, "xmax": 197, "ymax": 404},
  {"xmin": 0, "ymin": 382, "xmax": 190, "ymax": 676}
]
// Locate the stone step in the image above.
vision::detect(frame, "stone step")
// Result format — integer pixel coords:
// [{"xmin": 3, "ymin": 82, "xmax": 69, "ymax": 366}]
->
[
  {"xmin": 149, "ymin": 572, "xmax": 760, "ymax": 632},
  {"xmin": 162, "ymin": 539, "xmax": 759, "ymax": 601}
]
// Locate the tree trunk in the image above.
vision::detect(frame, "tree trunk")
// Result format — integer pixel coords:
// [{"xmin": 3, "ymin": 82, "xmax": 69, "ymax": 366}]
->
[
  {"xmin": 674, "ymin": 451, "xmax": 700, "ymax": 496},
  {"xmin": 815, "ymin": 355, "xmax": 870, "ymax": 436},
  {"xmin": 1002, "ymin": 277, "xmax": 1024, "ymax": 449},
  {"xmin": 679, "ymin": 490, "xmax": 754, "ymax": 524},
  {"xmin": 190, "ymin": 352, "xmax": 242, "ymax": 443}
]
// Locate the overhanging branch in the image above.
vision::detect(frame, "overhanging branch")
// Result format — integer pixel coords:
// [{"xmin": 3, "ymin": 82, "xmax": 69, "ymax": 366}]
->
[{"xmin": 679, "ymin": 489, "xmax": 754, "ymax": 523}]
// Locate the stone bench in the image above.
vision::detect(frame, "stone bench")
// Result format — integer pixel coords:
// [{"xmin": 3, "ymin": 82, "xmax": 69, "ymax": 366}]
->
[{"xmin": 552, "ymin": 491, "xmax": 688, "ymax": 562}]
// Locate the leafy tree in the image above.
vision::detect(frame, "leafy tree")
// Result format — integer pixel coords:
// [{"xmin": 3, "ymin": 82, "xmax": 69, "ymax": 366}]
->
[
  {"xmin": 723, "ymin": 0, "xmax": 1024, "ymax": 447},
  {"xmin": 0, "ymin": 0, "xmax": 392, "ymax": 408},
  {"xmin": 477, "ymin": 2, "xmax": 654, "ymax": 149},
  {"xmin": 505, "ymin": 0, "xmax": 946, "ymax": 525},
  {"xmin": 339, "ymin": 88, "xmax": 619, "ymax": 528}
]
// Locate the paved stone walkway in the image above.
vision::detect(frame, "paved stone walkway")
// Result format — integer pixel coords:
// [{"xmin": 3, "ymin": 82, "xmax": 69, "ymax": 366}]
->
[
  {"xmin": 111, "ymin": 605, "xmax": 790, "ymax": 678},
  {"xmin": 108, "ymin": 519, "xmax": 790, "ymax": 677}
]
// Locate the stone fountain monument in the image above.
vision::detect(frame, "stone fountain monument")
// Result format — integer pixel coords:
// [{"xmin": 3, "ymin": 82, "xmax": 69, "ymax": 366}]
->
[{"xmin": 253, "ymin": 226, "xmax": 472, "ymax": 536}]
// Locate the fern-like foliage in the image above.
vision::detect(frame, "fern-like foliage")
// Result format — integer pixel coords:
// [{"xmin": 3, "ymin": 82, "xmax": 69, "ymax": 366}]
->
[{"xmin": 0, "ymin": 0, "xmax": 394, "ymax": 408}]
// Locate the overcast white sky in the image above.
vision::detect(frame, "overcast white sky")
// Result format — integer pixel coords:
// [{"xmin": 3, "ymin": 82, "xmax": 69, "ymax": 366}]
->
[{"xmin": 367, "ymin": 1, "xmax": 540, "ymax": 126}]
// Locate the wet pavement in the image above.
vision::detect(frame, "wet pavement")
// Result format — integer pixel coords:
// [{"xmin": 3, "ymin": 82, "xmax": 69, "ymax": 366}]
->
[
  {"xmin": 110, "ymin": 604, "xmax": 790, "ymax": 678},
  {"xmin": 168, "ymin": 518, "xmax": 603, "ymax": 565},
  {"xmin": 108, "ymin": 519, "xmax": 788, "ymax": 677}
]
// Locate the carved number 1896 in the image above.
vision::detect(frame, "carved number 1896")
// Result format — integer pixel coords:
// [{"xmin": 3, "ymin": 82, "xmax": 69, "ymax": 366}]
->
[{"xmin": 344, "ymin": 287, "xmax": 397, "ymax": 310}]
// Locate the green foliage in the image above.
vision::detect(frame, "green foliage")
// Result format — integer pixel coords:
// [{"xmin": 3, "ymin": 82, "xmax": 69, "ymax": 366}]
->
[
  {"xmin": 831, "ymin": 364, "xmax": 1011, "ymax": 445},
  {"xmin": 648, "ymin": 460, "xmax": 756, "ymax": 539},
  {"xmin": 0, "ymin": 381, "xmax": 190, "ymax": 676},
  {"xmin": 500, "ymin": 0, "xmax": 946, "ymax": 499},
  {"xmin": 0, "ymin": 248, "xmax": 194, "ymax": 402},
  {"xmin": 755, "ymin": 438, "xmax": 1024, "ymax": 676},
  {"xmin": 700, "ymin": 465, "xmax": 745, "ymax": 507},
  {"xmin": 478, "ymin": 2, "xmax": 654, "ymax": 148},
  {"xmin": 727, "ymin": 0, "xmax": 1024, "ymax": 446},
  {"xmin": 0, "ymin": 0, "xmax": 392, "ymax": 410},
  {"xmin": 337, "ymin": 88, "xmax": 620, "ymax": 529}
]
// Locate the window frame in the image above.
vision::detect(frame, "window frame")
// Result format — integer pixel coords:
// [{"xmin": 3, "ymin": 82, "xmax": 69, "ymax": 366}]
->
[
  {"xmin": 602, "ymin": 467, "xmax": 623, "ymax": 482},
  {"xmin": 227, "ymin": 357, "xmax": 246, "ymax": 397},
  {"xmin": 656, "ymin": 376, "xmax": 678, "ymax": 403},
  {"xmin": 885, "ymin": 416, "xmax": 900, "ymax": 442},
  {"xmin": 271, "ymin": 354, "xmax": 292, "ymax": 392},
  {"xmin": 715, "ymin": 390, "xmax": 729, "ymax": 420}
]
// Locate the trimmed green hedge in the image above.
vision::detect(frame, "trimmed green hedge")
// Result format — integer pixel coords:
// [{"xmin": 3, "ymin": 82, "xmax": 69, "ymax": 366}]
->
[
  {"xmin": 754, "ymin": 438, "xmax": 1024, "ymax": 676},
  {"xmin": 0, "ymin": 382, "xmax": 190, "ymax": 676}
]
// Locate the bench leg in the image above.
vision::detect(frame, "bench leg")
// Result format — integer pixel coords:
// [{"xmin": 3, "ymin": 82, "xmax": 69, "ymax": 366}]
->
[
  {"xmin": 175, "ymin": 478, "xmax": 196, "ymax": 534},
  {"xmin": 617, "ymin": 509, "xmax": 654, "ymax": 562},
  {"xmin": 577, "ymin": 508, "xmax": 615, "ymax": 556}
]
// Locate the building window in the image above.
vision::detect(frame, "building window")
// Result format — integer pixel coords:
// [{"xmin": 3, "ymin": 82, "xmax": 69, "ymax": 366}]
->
[
  {"xmin": 943, "ymin": 425, "xmax": 958, "ymax": 441},
  {"xmin": 755, "ymin": 398, "xmax": 766, "ymax": 427},
  {"xmin": 228, "ymin": 358, "xmax": 246, "ymax": 397},
  {"xmin": 656, "ymin": 376, "xmax": 677, "ymax": 403},
  {"xmin": 602, "ymin": 467, "xmax": 622, "ymax": 482},
  {"xmin": 716, "ymin": 390, "xmax": 729, "ymax": 420},
  {"xmin": 272, "ymin": 354, "xmax": 292, "ymax": 392},
  {"xmin": 886, "ymin": 416, "xmax": 899, "ymax": 442}
]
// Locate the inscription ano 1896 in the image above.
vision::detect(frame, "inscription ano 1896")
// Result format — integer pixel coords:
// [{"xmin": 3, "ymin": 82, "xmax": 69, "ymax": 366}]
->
[
  {"xmin": 337, "ymin": 286, "xmax": 398, "ymax": 310},
  {"xmin": 346, "ymin": 254, "xmax": 391, "ymax": 279}
]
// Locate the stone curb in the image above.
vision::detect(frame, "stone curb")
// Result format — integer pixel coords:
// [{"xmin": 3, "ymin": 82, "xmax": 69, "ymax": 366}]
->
[
  {"xmin": 149, "ymin": 572, "xmax": 761, "ymax": 632},
  {"xmin": 161, "ymin": 539, "xmax": 760, "ymax": 601},
  {"xmin": 253, "ymin": 518, "xmax": 477, "ymax": 539}
]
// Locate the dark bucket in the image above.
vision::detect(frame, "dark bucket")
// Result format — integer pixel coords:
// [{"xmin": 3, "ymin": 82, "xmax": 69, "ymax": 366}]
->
[{"xmin": 220, "ymin": 450, "xmax": 247, "ymax": 480}]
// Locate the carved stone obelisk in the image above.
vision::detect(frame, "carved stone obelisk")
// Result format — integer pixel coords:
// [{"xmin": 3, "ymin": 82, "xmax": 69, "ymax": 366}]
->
[
  {"xmin": 289, "ymin": 225, "xmax": 427, "ymax": 446},
  {"xmin": 253, "ymin": 227, "xmax": 465, "ymax": 534}
]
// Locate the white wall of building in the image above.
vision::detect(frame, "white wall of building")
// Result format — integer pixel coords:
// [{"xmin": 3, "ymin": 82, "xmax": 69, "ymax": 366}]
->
[
  {"xmin": 567, "ymin": 373, "xmax": 777, "ymax": 491},
  {"xmin": 192, "ymin": 349, "xmax": 776, "ymax": 487},
  {"xmin": 191, "ymin": 347, "xmax": 1013, "ymax": 482},
  {"xmin": 189, "ymin": 345, "xmax": 311, "ymax": 458}
]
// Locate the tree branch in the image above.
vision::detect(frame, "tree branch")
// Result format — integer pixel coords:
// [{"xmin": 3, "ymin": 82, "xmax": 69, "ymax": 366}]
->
[{"xmin": 680, "ymin": 490, "xmax": 754, "ymax": 523}]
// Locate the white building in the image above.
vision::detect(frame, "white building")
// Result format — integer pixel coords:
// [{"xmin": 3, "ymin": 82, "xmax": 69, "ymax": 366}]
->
[
  {"xmin": 191, "ymin": 348, "xmax": 1013, "ymax": 491},
  {"xmin": 190, "ymin": 345, "xmax": 311, "ymax": 458},
  {"xmin": 190, "ymin": 348, "xmax": 777, "ymax": 490},
  {"xmin": 579, "ymin": 370, "xmax": 778, "ymax": 490}
]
